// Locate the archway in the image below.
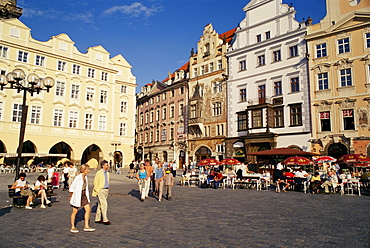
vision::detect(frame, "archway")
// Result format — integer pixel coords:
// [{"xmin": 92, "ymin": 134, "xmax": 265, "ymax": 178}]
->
[
  {"xmin": 49, "ymin": 142, "xmax": 72, "ymax": 164},
  {"xmin": 113, "ymin": 151, "xmax": 122, "ymax": 170},
  {"xmin": 327, "ymin": 143, "xmax": 348, "ymax": 159},
  {"xmin": 195, "ymin": 146, "xmax": 211, "ymax": 162},
  {"xmin": 178, "ymin": 150, "xmax": 185, "ymax": 168},
  {"xmin": 22, "ymin": 140, "xmax": 36, "ymax": 153},
  {"xmin": 81, "ymin": 144, "xmax": 102, "ymax": 169},
  {"xmin": 0, "ymin": 140, "xmax": 6, "ymax": 164},
  {"xmin": 163, "ymin": 151, "xmax": 168, "ymax": 162}
]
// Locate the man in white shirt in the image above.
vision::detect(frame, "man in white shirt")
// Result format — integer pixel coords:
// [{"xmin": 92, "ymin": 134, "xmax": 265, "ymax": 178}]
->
[{"xmin": 172, "ymin": 161, "xmax": 177, "ymax": 177}]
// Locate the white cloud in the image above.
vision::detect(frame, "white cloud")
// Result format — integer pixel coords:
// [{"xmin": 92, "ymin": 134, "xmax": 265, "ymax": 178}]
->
[
  {"xmin": 104, "ymin": 2, "xmax": 163, "ymax": 18},
  {"xmin": 65, "ymin": 12, "xmax": 94, "ymax": 24}
]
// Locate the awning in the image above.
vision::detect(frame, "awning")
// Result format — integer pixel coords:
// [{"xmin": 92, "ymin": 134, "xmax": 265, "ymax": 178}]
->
[
  {"xmin": 0, "ymin": 153, "xmax": 68, "ymax": 158},
  {"xmin": 247, "ymin": 148, "xmax": 319, "ymax": 156}
]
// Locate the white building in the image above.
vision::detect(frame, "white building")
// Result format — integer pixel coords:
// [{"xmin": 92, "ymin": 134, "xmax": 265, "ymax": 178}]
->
[{"xmin": 226, "ymin": 0, "xmax": 311, "ymax": 163}]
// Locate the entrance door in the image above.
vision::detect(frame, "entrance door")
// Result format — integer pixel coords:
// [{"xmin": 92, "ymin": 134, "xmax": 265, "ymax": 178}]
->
[{"xmin": 195, "ymin": 146, "xmax": 211, "ymax": 162}]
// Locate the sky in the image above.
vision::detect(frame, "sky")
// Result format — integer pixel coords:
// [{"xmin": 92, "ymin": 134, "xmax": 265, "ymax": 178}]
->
[{"xmin": 17, "ymin": 0, "xmax": 327, "ymax": 91}]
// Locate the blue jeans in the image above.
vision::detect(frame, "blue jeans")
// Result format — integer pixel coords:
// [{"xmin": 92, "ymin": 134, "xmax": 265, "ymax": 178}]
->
[{"xmin": 213, "ymin": 180, "xmax": 220, "ymax": 189}]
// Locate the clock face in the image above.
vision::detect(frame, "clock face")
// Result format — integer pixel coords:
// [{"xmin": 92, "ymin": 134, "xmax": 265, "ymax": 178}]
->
[{"xmin": 349, "ymin": 0, "xmax": 361, "ymax": 6}]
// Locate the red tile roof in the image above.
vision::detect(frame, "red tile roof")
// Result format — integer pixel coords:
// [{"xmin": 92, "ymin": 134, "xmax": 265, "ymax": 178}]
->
[
  {"xmin": 162, "ymin": 62, "xmax": 189, "ymax": 82},
  {"xmin": 219, "ymin": 28, "xmax": 237, "ymax": 44}
]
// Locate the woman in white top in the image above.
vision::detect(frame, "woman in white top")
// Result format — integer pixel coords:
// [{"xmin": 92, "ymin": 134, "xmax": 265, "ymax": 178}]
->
[
  {"xmin": 69, "ymin": 164, "xmax": 95, "ymax": 233},
  {"xmin": 46, "ymin": 164, "xmax": 54, "ymax": 182},
  {"xmin": 10, "ymin": 172, "xmax": 34, "ymax": 209},
  {"xmin": 34, "ymin": 175, "xmax": 51, "ymax": 208}
]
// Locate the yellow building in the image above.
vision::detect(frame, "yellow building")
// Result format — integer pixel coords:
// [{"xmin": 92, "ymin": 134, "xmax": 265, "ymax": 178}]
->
[
  {"xmin": 0, "ymin": 17, "xmax": 136, "ymax": 168},
  {"xmin": 306, "ymin": 0, "xmax": 370, "ymax": 157}
]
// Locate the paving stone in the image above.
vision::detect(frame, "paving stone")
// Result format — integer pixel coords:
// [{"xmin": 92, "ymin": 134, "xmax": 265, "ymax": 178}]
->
[{"xmin": 0, "ymin": 169, "xmax": 369, "ymax": 247}]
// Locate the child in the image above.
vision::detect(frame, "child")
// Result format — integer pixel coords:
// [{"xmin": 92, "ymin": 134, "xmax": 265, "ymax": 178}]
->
[{"xmin": 164, "ymin": 169, "xmax": 174, "ymax": 200}]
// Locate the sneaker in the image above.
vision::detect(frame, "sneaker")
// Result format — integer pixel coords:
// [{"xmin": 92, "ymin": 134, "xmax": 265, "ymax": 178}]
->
[
  {"xmin": 25, "ymin": 206, "xmax": 32, "ymax": 210},
  {"xmin": 29, "ymin": 202, "xmax": 34, "ymax": 207},
  {"xmin": 46, "ymin": 200, "xmax": 51, "ymax": 205},
  {"xmin": 70, "ymin": 228, "xmax": 79, "ymax": 233},
  {"xmin": 83, "ymin": 227, "xmax": 96, "ymax": 232},
  {"xmin": 158, "ymin": 199, "xmax": 161, "ymax": 202},
  {"xmin": 40, "ymin": 205, "xmax": 46, "ymax": 209}
]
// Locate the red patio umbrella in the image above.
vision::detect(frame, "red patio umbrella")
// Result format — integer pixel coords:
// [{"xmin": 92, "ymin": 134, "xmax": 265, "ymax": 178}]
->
[
  {"xmin": 313, "ymin": 156, "xmax": 337, "ymax": 163},
  {"xmin": 337, "ymin": 154, "xmax": 370, "ymax": 165},
  {"xmin": 337, "ymin": 154, "xmax": 370, "ymax": 163},
  {"xmin": 198, "ymin": 158, "xmax": 219, "ymax": 166},
  {"xmin": 220, "ymin": 158, "xmax": 242, "ymax": 165},
  {"xmin": 283, "ymin": 156, "xmax": 312, "ymax": 166}
]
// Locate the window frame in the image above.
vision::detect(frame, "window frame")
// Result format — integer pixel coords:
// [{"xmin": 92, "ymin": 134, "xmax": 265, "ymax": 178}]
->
[
  {"xmin": 290, "ymin": 104, "xmax": 302, "ymax": 126},
  {"xmin": 340, "ymin": 68, "xmax": 352, "ymax": 87},
  {"xmin": 338, "ymin": 37, "xmax": 350, "ymax": 54},
  {"xmin": 273, "ymin": 107, "xmax": 284, "ymax": 128},
  {"xmin": 290, "ymin": 77, "xmax": 300, "ymax": 93},
  {"xmin": 237, "ymin": 112, "xmax": 247, "ymax": 131},
  {"xmin": 318, "ymin": 72, "xmax": 329, "ymax": 90},
  {"xmin": 289, "ymin": 45, "xmax": 298, "ymax": 58},
  {"xmin": 252, "ymin": 109, "xmax": 263, "ymax": 128},
  {"xmin": 316, "ymin": 43, "xmax": 327, "ymax": 58},
  {"xmin": 30, "ymin": 106, "xmax": 41, "ymax": 125}
]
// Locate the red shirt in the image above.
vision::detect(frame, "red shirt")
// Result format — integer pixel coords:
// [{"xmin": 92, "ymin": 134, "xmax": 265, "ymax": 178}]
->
[
  {"xmin": 285, "ymin": 172, "xmax": 294, "ymax": 178},
  {"xmin": 214, "ymin": 172, "xmax": 223, "ymax": 181}
]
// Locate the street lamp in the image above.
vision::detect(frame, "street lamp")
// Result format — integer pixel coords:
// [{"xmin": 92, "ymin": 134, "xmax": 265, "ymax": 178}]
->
[{"xmin": 0, "ymin": 68, "xmax": 55, "ymax": 180}]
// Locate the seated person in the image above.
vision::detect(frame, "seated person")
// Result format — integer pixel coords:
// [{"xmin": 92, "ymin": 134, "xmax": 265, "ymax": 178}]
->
[
  {"xmin": 310, "ymin": 172, "xmax": 322, "ymax": 194},
  {"xmin": 294, "ymin": 168, "xmax": 308, "ymax": 178},
  {"xmin": 34, "ymin": 175, "xmax": 51, "ymax": 208},
  {"xmin": 212, "ymin": 171, "xmax": 224, "ymax": 189},
  {"xmin": 276, "ymin": 171, "xmax": 290, "ymax": 192},
  {"xmin": 321, "ymin": 171, "xmax": 337, "ymax": 194},
  {"xmin": 285, "ymin": 170, "xmax": 295, "ymax": 178},
  {"xmin": 207, "ymin": 169, "xmax": 215, "ymax": 186},
  {"xmin": 10, "ymin": 172, "xmax": 34, "ymax": 209}
]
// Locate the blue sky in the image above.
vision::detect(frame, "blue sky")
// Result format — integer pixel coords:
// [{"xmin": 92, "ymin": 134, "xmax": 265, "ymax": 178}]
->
[{"xmin": 17, "ymin": 0, "xmax": 326, "ymax": 90}]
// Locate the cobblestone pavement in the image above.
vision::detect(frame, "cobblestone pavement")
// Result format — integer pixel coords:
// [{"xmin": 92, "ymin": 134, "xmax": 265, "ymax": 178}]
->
[{"xmin": 0, "ymin": 169, "xmax": 369, "ymax": 247}]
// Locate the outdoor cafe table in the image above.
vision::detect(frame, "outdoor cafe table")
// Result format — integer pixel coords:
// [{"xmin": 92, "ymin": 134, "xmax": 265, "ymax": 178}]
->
[{"xmin": 234, "ymin": 173, "xmax": 262, "ymax": 190}]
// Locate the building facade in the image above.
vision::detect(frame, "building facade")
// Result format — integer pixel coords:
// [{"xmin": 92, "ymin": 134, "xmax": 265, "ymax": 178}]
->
[
  {"xmin": 0, "ymin": 17, "xmax": 136, "ymax": 168},
  {"xmin": 306, "ymin": 0, "xmax": 370, "ymax": 158},
  {"xmin": 226, "ymin": 0, "xmax": 311, "ymax": 163},
  {"xmin": 187, "ymin": 24, "xmax": 235, "ymax": 162},
  {"xmin": 135, "ymin": 63, "xmax": 189, "ymax": 167}
]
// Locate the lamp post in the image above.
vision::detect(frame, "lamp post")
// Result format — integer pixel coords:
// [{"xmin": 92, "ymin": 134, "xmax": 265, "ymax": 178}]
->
[
  {"xmin": 0, "ymin": 69, "xmax": 55, "ymax": 180},
  {"xmin": 111, "ymin": 141, "xmax": 121, "ymax": 171}
]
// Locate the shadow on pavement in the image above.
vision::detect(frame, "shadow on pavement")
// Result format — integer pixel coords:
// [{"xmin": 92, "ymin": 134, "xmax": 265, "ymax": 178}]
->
[
  {"xmin": 0, "ymin": 206, "xmax": 12, "ymax": 217},
  {"xmin": 128, "ymin": 189, "xmax": 142, "ymax": 201}
]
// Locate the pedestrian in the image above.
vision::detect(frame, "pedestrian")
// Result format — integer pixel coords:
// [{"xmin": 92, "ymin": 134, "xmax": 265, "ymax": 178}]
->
[
  {"xmin": 129, "ymin": 160, "xmax": 135, "ymax": 178},
  {"xmin": 144, "ymin": 159, "xmax": 153, "ymax": 198},
  {"xmin": 116, "ymin": 162, "xmax": 122, "ymax": 174},
  {"xmin": 93, "ymin": 160, "xmax": 111, "ymax": 225},
  {"xmin": 136, "ymin": 163, "xmax": 148, "ymax": 201},
  {"xmin": 63, "ymin": 163, "xmax": 70, "ymax": 191},
  {"xmin": 183, "ymin": 163, "xmax": 188, "ymax": 175},
  {"xmin": 69, "ymin": 164, "xmax": 95, "ymax": 233},
  {"xmin": 46, "ymin": 163, "xmax": 54, "ymax": 182},
  {"xmin": 164, "ymin": 168, "xmax": 174, "ymax": 200},
  {"xmin": 172, "ymin": 160, "xmax": 177, "ymax": 177},
  {"xmin": 68, "ymin": 163, "xmax": 77, "ymax": 185},
  {"xmin": 154, "ymin": 162, "xmax": 165, "ymax": 202}
]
